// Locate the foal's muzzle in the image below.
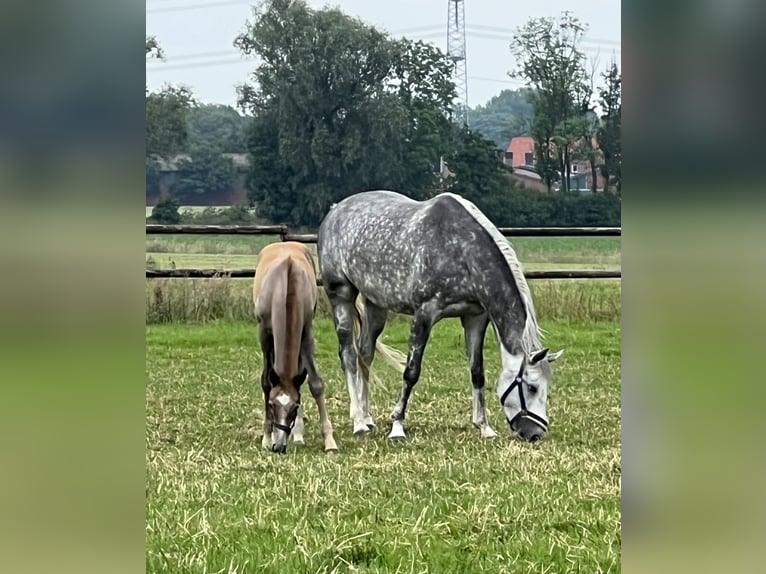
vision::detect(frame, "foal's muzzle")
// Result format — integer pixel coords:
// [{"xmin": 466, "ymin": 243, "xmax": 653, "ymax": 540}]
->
[{"xmin": 270, "ymin": 420, "xmax": 294, "ymax": 454}]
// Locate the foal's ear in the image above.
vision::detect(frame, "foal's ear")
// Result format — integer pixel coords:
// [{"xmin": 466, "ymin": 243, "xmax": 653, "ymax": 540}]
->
[
  {"xmin": 547, "ymin": 349, "xmax": 565, "ymax": 363},
  {"xmin": 268, "ymin": 368, "xmax": 280, "ymax": 387},
  {"xmin": 293, "ymin": 369, "xmax": 308, "ymax": 387}
]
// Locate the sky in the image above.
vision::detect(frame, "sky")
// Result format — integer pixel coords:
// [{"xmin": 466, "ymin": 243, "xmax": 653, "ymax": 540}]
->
[{"xmin": 146, "ymin": 0, "xmax": 621, "ymax": 111}]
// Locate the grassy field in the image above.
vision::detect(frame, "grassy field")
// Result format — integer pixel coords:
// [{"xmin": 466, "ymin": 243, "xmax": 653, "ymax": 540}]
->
[{"xmin": 146, "ymin": 318, "xmax": 621, "ymax": 573}]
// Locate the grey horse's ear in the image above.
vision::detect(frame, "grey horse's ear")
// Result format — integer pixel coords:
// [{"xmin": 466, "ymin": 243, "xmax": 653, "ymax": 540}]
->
[
  {"xmin": 530, "ymin": 348, "xmax": 549, "ymax": 365},
  {"xmin": 547, "ymin": 349, "xmax": 564, "ymax": 363}
]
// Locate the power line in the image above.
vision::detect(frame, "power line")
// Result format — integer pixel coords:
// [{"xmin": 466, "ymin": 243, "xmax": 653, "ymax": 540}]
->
[
  {"xmin": 146, "ymin": 4, "xmax": 621, "ymax": 49},
  {"xmin": 147, "ymin": 0, "xmax": 252, "ymax": 14},
  {"xmin": 467, "ymin": 23, "xmax": 620, "ymax": 47},
  {"xmin": 147, "ymin": 57, "xmax": 251, "ymax": 72}
]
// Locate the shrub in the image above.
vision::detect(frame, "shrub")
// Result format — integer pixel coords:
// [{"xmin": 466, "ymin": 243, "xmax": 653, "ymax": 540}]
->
[{"xmin": 148, "ymin": 196, "xmax": 181, "ymax": 224}]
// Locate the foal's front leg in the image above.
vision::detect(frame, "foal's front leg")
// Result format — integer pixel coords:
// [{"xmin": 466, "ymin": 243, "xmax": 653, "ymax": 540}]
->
[
  {"xmin": 301, "ymin": 330, "xmax": 338, "ymax": 452},
  {"xmin": 389, "ymin": 307, "xmax": 435, "ymax": 441},
  {"xmin": 260, "ymin": 368, "xmax": 273, "ymax": 450},
  {"xmin": 259, "ymin": 325, "xmax": 274, "ymax": 450}
]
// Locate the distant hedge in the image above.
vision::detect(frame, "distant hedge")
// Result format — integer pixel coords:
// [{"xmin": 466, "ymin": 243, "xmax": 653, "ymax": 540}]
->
[{"xmin": 474, "ymin": 187, "xmax": 621, "ymax": 227}]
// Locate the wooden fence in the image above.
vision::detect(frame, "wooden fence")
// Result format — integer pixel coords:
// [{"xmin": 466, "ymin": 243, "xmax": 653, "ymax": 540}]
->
[{"xmin": 145, "ymin": 224, "xmax": 621, "ymax": 280}]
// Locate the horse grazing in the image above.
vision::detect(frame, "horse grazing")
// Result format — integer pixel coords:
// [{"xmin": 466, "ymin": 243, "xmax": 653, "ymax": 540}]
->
[
  {"xmin": 253, "ymin": 242, "xmax": 338, "ymax": 454},
  {"xmin": 317, "ymin": 190, "xmax": 564, "ymax": 442}
]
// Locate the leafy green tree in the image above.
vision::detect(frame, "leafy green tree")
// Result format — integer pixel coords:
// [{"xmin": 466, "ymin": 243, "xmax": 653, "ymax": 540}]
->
[
  {"xmin": 445, "ymin": 127, "xmax": 508, "ymax": 210},
  {"xmin": 234, "ymin": 0, "xmax": 456, "ymax": 226},
  {"xmin": 174, "ymin": 146, "xmax": 238, "ymax": 199},
  {"xmin": 466, "ymin": 88, "xmax": 535, "ymax": 148},
  {"xmin": 510, "ymin": 12, "xmax": 592, "ymax": 192},
  {"xmin": 146, "ymin": 36, "xmax": 194, "ymax": 161},
  {"xmin": 597, "ymin": 62, "xmax": 621, "ymax": 193},
  {"xmin": 187, "ymin": 104, "xmax": 249, "ymax": 154},
  {"xmin": 146, "ymin": 85, "xmax": 194, "ymax": 159}
]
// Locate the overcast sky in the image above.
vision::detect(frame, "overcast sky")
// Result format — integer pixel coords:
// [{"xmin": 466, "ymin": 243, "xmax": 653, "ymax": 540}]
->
[{"xmin": 146, "ymin": 0, "xmax": 621, "ymax": 111}]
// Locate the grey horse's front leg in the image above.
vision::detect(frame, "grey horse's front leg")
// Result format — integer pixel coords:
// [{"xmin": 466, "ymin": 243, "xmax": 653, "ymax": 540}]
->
[
  {"xmin": 389, "ymin": 308, "xmax": 435, "ymax": 440},
  {"xmin": 461, "ymin": 313, "xmax": 497, "ymax": 439}
]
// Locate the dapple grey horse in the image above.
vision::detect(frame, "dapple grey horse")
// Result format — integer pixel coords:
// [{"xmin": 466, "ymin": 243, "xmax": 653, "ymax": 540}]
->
[{"xmin": 317, "ymin": 190, "xmax": 563, "ymax": 442}]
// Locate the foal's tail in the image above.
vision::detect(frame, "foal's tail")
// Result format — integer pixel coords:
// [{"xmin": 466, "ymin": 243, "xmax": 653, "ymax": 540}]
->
[{"xmin": 352, "ymin": 297, "xmax": 407, "ymax": 380}]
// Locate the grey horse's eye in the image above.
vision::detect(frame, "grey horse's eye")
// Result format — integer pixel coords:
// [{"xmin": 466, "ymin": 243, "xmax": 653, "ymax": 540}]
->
[{"xmin": 527, "ymin": 384, "xmax": 539, "ymax": 395}]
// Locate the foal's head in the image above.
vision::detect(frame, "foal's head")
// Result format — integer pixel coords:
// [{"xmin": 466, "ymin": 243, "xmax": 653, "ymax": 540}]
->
[
  {"xmin": 497, "ymin": 348, "xmax": 564, "ymax": 442},
  {"xmin": 267, "ymin": 368, "xmax": 307, "ymax": 454}
]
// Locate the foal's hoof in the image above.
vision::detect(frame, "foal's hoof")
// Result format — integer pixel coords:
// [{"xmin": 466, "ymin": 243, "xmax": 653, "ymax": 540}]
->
[
  {"xmin": 387, "ymin": 420, "xmax": 406, "ymax": 441},
  {"xmin": 353, "ymin": 421, "xmax": 371, "ymax": 436},
  {"xmin": 480, "ymin": 426, "xmax": 498, "ymax": 439},
  {"xmin": 364, "ymin": 416, "xmax": 376, "ymax": 430},
  {"xmin": 324, "ymin": 443, "xmax": 339, "ymax": 453}
]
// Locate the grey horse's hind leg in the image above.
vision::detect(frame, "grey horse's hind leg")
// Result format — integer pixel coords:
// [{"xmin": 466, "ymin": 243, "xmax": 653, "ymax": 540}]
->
[
  {"xmin": 461, "ymin": 313, "xmax": 497, "ymax": 439},
  {"xmin": 389, "ymin": 307, "xmax": 435, "ymax": 440},
  {"xmin": 300, "ymin": 326, "xmax": 338, "ymax": 452},
  {"xmin": 326, "ymin": 282, "xmax": 368, "ymax": 436},
  {"xmin": 356, "ymin": 298, "xmax": 388, "ymax": 430}
]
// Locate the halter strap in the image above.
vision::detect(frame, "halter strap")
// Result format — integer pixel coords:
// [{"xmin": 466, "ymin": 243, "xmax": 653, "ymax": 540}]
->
[
  {"xmin": 499, "ymin": 362, "xmax": 549, "ymax": 432},
  {"xmin": 272, "ymin": 420, "xmax": 295, "ymax": 435}
]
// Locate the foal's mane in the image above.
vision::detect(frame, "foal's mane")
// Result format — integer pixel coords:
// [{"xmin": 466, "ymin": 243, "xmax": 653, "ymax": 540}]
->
[{"xmin": 441, "ymin": 193, "xmax": 544, "ymax": 353}]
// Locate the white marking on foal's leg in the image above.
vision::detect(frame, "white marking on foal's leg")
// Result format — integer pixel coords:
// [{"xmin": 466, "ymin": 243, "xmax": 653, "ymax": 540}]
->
[
  {"xmin": 292, "ymin": 405, "xmax": 305, "ymax": 444},
  {"xmin": 388, "ymin": 420, "xmax": 406, "ymax": 441}
]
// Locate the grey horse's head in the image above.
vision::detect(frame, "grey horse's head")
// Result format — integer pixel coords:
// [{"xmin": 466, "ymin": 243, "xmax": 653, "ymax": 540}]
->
[{"xmin": 497, "ymin": 348, "xmax": 564, "ymax": 442}]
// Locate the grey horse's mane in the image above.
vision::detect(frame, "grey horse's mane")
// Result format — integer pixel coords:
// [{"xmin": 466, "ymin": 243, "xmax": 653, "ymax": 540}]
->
[{"xmin": 441, "ymin": 192, "xmax": 544, "ymax": 353}]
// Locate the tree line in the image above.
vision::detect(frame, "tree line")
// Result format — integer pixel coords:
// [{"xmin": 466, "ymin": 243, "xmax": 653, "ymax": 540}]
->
[{"xmin": 146, "ymin": 1, "xmax": 621, "ymax": 227}]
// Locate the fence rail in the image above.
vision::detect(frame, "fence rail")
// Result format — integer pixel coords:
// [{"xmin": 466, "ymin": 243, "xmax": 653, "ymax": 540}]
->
[
  {"xmin": 145, "ymin": 224, "xmax": 621, "ymax": 281},
  {"xmin": 146, "ymin": 224, "xmax": 621, "ymax": 240},
  {"xmin": 146, "ymin": 269, "xmax": 620, "ymax": 280}
]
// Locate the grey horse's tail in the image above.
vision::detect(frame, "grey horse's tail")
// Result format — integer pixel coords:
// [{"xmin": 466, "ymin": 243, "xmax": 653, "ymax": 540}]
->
[{"xmin": 352, "ymin": 297, "xmax": 407, "ymax": 380}]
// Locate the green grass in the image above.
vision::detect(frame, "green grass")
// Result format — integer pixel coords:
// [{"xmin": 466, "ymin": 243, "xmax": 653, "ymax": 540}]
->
[{"xmin": 146, "ymin": 319, "xmax": 621, "ymax": 573}]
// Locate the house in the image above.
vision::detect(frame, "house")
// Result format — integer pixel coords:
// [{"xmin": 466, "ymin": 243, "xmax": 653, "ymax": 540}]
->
[
  {"xmin": 504, "ymin": 136, "xmax": 608, "ymax": 193},
  {"xmin": 504, "ymin": 136, "xmax": 536, "ymax": 169}
]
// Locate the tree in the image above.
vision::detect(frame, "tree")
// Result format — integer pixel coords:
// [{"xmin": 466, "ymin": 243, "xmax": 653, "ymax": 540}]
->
[
  {"xmin": 510, "ymin": 12, "xmax": 592, "ymax": 192},
  {"xmin": 146, "ymin": 85, "xmax": 194, "ymax": 159},
  {"xmin": 234, "ymin": 0, "xmax": 456, "ymax": 226},
  {"xmin": 187, "ymin": 104, "xmax": 249, "ymax": 154},
  {"xmin": 146, "ymin": 36, "xmax": 163, "ymax": 60},
  {"xmin": 444, "ymin": 127, "xmax": 509, "ymax": 211},
  {"xmin": 146, "ymin": 36, "xmax": 194, "ymax": 160},
  {"xmin": 466, "ymin": 88, "xmax": 535, "ymax": 149},
  {"xmin": 597, "ymin": 62, "xmax": 621, "ymax": 193},
  {"xmin": 174, "ymin": 146, "xmax": 238, "ymax": 199}
]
